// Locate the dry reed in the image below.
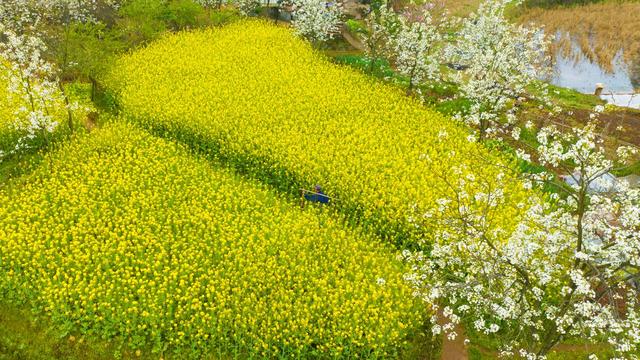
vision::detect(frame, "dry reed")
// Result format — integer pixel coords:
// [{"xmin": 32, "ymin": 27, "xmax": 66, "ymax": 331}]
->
[{"xmin": 519, "ymin": 1, "xmax": 640, "ymax": 73}]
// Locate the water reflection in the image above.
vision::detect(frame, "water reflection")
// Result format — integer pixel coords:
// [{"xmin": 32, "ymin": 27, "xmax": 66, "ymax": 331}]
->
[
  {"xmin": 549, "ymin": 40, "xmax": 635, "ymax": 94},
  {"xmin": 545, "ymin": 35, "xmax": 639, "ymax": 109},
  {"xmin": 599, "ymin": 93, "xmax": 640, "ymax": 109}
]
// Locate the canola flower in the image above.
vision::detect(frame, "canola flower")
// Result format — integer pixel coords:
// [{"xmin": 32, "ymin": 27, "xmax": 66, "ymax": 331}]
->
[
  {"xmin": 107, "ymin": 20, "xmax": 534, "ymax": 245},
  {"xmin": 0, "ymin": 122, "xmax": 426, "ymax": 358}
]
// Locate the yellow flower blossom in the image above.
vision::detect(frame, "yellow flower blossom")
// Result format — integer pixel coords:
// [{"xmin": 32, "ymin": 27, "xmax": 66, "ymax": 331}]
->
[
  {"xmin": 0, "ymin": 123, "xmax": 426, "ymax": 358},
  {"xmin": 107, "ymin": 20, "xmax": 530, "ymax": 245}
]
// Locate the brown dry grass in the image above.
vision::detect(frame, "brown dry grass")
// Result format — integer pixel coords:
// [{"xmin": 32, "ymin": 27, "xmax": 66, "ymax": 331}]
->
[
  {"xmin": 435, "ymin": 0, "xmax": 483, "ymax": 17},
  {"xmin": 391, "ymin": 0, "xmax": 482, "ymax": 18},
  {"xmin": 518, "ymin": 1, "xmax": 640, "ymax": 72}
]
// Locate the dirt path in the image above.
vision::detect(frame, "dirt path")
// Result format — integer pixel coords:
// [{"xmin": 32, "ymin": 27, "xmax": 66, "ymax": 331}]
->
[
  {"xmin": 438, "ymin": 311, "xmax": 469, "ymax": 360},
  {"xmin": 440, "ymin": 329, "xmax": 468, "ymax": 360}
]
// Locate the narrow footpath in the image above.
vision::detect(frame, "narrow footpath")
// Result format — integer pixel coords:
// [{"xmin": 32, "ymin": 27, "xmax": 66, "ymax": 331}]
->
[{"xmin": 438, "ymin": 310, "xmax": 469, "ymax": 360}]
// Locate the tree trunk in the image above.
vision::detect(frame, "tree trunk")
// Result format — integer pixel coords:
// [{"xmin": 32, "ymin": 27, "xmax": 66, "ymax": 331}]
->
[
  {"xmin": 90, "ymin": 76, "xmax": 98, "ymax": 103},
  {"xmin": 406, "ymin": 80, "xmax": 414, "ymax": 96},
  {"xmin": 368, "ymin": 52, "xmax": 377, "ymax": 75},
  {"xmin": 58, "ymin": 81, "xmax": 74, "ymax": 132}
]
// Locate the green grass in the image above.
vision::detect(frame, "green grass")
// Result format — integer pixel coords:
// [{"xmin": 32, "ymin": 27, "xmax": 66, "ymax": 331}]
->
[
  {"xmin": 465, "ymin": 338, "xmax": 619, "ymax": 360},
  {"xmin": 0, "ymin": 304, "xmax": 136, "ymax": 360},
  {"xmin": 612, "ymin": 160, "xmax": 640, "ymax": 177},
  {"xmin": 420, "ymin": 81, "xmax": 472, "ymax": 116},
  {"xmin": 0, "ymin": 152, "xmax": 44, "ymax": 185},
  {"xmin": 536, "ymin": 83, "xmax": 605, "ymax": 111},
  {"xmin": 521, "ymin": 0, "xmax": 606, "ymax": 9},
  {"xmin": 333, "ymin": 55, "xmax": 398, "ymax": 80}
]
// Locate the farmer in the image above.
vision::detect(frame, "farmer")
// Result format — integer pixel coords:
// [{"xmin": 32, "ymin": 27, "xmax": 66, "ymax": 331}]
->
[{"xmin": 304, "ymin": 185, "xmax": 330, "ymax": 204}]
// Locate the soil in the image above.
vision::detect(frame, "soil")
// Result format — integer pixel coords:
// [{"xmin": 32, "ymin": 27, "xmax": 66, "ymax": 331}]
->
[
  {"xmin": 85, "ymin": 111, "xmax": 99, "ymax": 132},
  {"xmin": 438, "ymin": 310, "xmax": 469, "ymax": 360},
  {"xmin": 440, "ymin": 331, "xmax": 469, "ymax": 360},
  {"xmin": 523, "ymin": 107, "xmax": 640, "ymax": 147}
]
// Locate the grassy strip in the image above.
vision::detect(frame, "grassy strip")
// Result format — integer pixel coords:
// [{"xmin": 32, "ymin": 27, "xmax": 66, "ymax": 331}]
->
[{"xmin": 0, "ymin": 303, "xmax": 144, "ymax": 360}]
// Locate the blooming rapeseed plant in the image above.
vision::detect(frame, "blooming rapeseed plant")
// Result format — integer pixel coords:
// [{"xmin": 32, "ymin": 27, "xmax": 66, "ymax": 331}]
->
[
  {"xmin": 107, "ymin": 20, "xmax": 533, "ymax": 246},
  {"xmin": 0, "ymin": 122, "xmax": 426, "ymax": 358},
  {"xmin": 0, "ymin": 71, "xmax": 14, "ymax": 153}
]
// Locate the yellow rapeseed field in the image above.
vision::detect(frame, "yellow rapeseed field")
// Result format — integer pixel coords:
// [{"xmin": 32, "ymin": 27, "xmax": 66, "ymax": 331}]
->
[
  {"xmin": 0, "ymin": 122, "xmax": 426, "ymax": 358},
  {"xmin": 108, "ymin": 20, "xmax": 533, "ymax": 245}
]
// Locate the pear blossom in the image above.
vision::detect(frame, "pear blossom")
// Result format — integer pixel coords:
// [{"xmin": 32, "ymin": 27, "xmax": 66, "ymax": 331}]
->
[
  {"xmin": 231, "ymin": 0, "xmax": 262, "ymax": 15},
  {"xmin": 447, "ymin": 0, "xmax": 552, "ymax": 141},
  {"xmin": 356, "ymin": 5, "xmax": 394, "ymax": 74},
  {"xmin": 1, "ymin": 29, "xmax": 64, "ymax": 154},
  {"xmin": 405, "ymin": 119, "xmax": 640, "ymax": 357},
  {"xmin": 291, "ymin": 0, "xmax": 342, "ymax": 43},
  {"xmin": 390, "ymin": 7, "xmax": 441, "ymax": 94}
]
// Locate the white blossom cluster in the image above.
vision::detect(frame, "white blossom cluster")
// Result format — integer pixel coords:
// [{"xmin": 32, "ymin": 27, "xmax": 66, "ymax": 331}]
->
[
  {"xmin": 0, "ymin": 29, "xmax": 63, "ymax": 156},
  {"xmin": 447, "ymin": 0, "xmax": 551, "ymax": 140},
  {"xmin": 391, "ymin": 8, "xmax": 441, "ymax": 93},
  {"xmin": 405, "ymin": 117, "xmax": 640, "ymax": 357},
  {"xmin": 194, "ymin": 0, "xmax": 220, "ymax": 9},
  {"xmin": 37, "ymin": 0, "xmax": 101, "ymax": 24},
  {"xmin": 291, "ymin": 0, "xmax": 342, "ymax": 43},
  {"xmin": 0, "ymin": 0, "xmax": 40, "ymax": 31},
  {"xmin": 230, "ymin": 0, "xmax": 261, "ymax": 15},
  {"xmin": 1, "ymin": 0, "xmax": 121, "ymax": 28}
]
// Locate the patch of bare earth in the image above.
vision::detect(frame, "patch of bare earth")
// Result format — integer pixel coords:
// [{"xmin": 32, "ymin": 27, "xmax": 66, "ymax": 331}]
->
[
  {"xmin": 438, "ymin": 310, "xmax": 469, "ymax": 360},
  {"xmin": 526, "ymin": 107, "xmax": 640, "ymax": 147}
]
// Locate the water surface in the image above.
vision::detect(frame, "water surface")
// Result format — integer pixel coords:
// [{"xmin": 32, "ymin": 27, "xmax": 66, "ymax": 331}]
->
[{"xmin": 547, "ymin": 36, "xmax": 639, "ymax": 109}]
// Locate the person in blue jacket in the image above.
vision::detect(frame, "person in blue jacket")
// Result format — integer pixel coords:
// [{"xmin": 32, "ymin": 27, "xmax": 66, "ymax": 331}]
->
[{"xmin": 304, "ymin": 185, "xmax": 330, "ymax": 204}]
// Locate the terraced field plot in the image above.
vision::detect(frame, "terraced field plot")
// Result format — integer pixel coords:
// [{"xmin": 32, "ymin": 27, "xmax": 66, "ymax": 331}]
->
[
  {"xmin": 108, "ymin": 20, "xmax": 534, "ymax": 246},
  {"xmin": 0, "ymin": 123, "xmax": 426, "ymax": 358}
]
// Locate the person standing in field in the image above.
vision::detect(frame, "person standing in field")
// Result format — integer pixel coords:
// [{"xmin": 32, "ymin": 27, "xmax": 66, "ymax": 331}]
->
[{"xmin": 304, "ymin": 185, "xmax": 330, "ymax": 204}]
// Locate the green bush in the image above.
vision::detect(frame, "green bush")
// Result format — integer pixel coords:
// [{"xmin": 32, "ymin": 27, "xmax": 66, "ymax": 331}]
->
[
  {"xmin": 117, "ymin": 0, "xmax": 168, "ymax": 45},
  {"xmin": 205, "ymin": 7, "xmax": 243, "ymax": 26},
  {"xmin": 163, "ymin": 0, "xmax": 203, "ymax": 30},
  {"xmin": 345, "ymin": 19, "xmax": 366, "ymax": 34}
]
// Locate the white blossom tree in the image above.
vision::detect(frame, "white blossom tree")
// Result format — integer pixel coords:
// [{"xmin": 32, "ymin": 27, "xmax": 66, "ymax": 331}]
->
[
  {"xmin": 390, "ymin": 7, "xmax": 441, "ymax": 95},
  {"xmin": 230, "ymin": 0, "xmax": 261, "ymax": 15},
  {"xmin": 447, "ymin": 0, "xmax": 551, "ymax": 141},
  {"xmin": 353, "ymin": 4, "xmax": 395, "ymax": 75},
  {"xmin": 36, "ymin": 0, "xmax": 120, "ymax": 24},
  {"xmin": 0, "ymin": 0, "xmax": 39, "ymax": 32},
  {"xmin": 291, "ymin": 0, "xmax": 342, "ymax": 43},
  {"xmin": 0, "ymin": 0, "xmax": 122, "ymax": 31},
  {"xmin": 1, "ymin": 0, "xmax": 122, "ymax": 132},
  {"xmin": 194, "ymin": 0, "xmax": 223, "ymax": 9},
  {"xmin": 404, "ymin": 114, "xmax": 640, "ymax": 357},
  {"xmin": 0, "ymin": 29, "xmax": 65, "ymax": 157}
]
